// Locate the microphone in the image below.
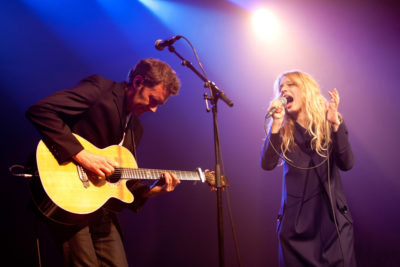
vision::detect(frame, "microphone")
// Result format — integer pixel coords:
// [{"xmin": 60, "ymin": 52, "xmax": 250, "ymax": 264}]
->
[
  {"xmin": 265, "ymin": 97, "xmax": 287, "ymax": 119},
  {"xmin": 155, "ymin": 35, "xmax": 182, "ymax": 51}
]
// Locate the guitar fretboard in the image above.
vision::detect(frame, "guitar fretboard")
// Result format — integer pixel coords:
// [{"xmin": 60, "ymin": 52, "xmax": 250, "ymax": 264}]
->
[{"xmin": 113, "ymin": 168, "xmax": 202, "ymax": 181}]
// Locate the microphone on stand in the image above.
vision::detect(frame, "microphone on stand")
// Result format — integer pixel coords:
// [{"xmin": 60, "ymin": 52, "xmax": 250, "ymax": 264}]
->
[
  {"xmin": 154, "ymin": 35, "xmax": 182, "ymax": 51},
  {"xmin": 265, "ymin": 97, "xmax": 287, "ymax": 119}
]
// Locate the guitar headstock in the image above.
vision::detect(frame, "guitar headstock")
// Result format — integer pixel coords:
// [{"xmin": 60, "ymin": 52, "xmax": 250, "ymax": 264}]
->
[{"xmin": 204, "ymin": 169, "xmax": 229, "ymax": 187}]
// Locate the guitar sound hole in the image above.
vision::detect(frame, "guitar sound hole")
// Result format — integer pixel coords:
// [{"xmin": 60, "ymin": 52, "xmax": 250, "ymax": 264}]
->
[{"xmin": 107, "ymin": 173, "xmax": 121, "ymax": 183}]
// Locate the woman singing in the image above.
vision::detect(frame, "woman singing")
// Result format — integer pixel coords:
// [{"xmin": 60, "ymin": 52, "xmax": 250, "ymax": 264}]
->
[{"xmin": 260, "ymin": 70, "xmax": 356, "ymax": 267}]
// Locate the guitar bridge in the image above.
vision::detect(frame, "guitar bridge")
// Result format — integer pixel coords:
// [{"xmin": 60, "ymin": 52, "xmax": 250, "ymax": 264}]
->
[{"xmin": 77, "ymin": 165, "xmax": 90, "ymax": 188}]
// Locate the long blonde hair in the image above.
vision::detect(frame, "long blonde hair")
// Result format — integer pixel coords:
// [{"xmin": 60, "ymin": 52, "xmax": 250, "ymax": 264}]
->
[{"xmin": 271, "ymin": 70, "xmax": 335, "ymax": 158}]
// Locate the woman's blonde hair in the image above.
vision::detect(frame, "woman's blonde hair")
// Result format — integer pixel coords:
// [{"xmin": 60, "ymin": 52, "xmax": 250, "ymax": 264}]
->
[{"xmin": 271, "ymin": 70, "xmax": 336, "ymax": 158}]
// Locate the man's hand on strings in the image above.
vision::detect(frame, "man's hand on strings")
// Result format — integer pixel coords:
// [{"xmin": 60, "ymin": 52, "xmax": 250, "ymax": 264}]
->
[{"xmin": 72, "ymin": 149, "xmax": 119, "ymax": 179}]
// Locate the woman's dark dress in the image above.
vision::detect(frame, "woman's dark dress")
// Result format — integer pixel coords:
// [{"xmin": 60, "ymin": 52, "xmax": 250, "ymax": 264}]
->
[{"xmin": 261, "ymin": 122, "xmax": 356, "ymax": 267}]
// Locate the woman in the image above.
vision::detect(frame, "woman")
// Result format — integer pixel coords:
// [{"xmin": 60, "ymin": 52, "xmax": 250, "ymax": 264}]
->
[{"xmin": 260, "ymin": 70, "xmax": 356, "ymax": 266}]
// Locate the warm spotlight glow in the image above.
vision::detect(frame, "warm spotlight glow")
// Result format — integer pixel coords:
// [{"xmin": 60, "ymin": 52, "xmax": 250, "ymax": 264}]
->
[{"xmin": 251, "ymin": 8, "xmax": 281, "ymax": 41}]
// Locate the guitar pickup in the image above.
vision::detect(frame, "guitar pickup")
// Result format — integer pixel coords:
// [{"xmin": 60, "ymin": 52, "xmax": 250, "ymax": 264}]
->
[{"xmin": 77, "ymin": 165, "xmax": 90, "ymax": 188}]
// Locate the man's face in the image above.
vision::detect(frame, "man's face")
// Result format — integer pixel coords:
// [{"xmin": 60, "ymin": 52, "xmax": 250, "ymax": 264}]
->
[{"xmin": 126, "ymin": 76, "xmax": 170, "ymax": 117}]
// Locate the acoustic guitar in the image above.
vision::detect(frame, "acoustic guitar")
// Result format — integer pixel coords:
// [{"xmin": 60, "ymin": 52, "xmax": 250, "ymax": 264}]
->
[{"xmin": 31, "ymin": 134, "xmax": 227, "ymax": 225}]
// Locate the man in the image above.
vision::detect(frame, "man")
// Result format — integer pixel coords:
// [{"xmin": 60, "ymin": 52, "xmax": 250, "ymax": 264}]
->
[{"xmin": 26, "ymin": 58, "xmax": 181, "ymax": 266}]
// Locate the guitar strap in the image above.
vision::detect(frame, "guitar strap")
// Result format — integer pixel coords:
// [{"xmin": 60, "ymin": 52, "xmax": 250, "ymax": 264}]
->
[
  {"xmin": 119, "ymin": 112, "xmax": 132, "ymax": 146},
  {"xmin": 119, "ymin": 112, "xmax": 138, "ymax": 160}
]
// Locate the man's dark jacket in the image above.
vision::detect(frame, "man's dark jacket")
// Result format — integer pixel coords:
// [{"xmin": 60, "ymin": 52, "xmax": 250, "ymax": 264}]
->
[{"xmin": 26, "ymin": 75, "xmax": 147, "ymax": 216}]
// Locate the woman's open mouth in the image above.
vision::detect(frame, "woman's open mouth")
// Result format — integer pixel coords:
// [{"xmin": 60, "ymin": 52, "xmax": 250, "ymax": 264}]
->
[{"xmin": 284, "ymin": 96, "xmax": 294, "ymax": 110}]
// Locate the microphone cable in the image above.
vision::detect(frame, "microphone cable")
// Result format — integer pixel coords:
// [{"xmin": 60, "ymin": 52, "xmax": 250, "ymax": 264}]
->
[
  {"xmin": 217, "ymin": 122, "xmax": 243, "ymax": 267},
  {"xmin": 179, "ymin": 36, "xmax": 209, "ymax": 81},
  {"xmin": 325, "ymin": 119, "xmax": 346, "ymax": 267},
  {"xmin": 263, "ymin": 117, "xmax": 328, "ymax": 170}
]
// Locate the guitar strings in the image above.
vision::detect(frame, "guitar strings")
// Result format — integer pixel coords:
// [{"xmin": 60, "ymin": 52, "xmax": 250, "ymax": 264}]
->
[{"xmin": 109, "ymin": 168, "xmax": 199, "ymax": 181}]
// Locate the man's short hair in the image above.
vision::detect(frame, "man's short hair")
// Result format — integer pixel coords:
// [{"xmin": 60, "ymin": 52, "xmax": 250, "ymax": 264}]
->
[{"xmin": 127, "ymin": 58, "xmax": 180, "ymax": 95}]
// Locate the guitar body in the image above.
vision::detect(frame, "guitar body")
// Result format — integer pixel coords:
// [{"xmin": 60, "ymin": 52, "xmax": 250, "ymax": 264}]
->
[{"xmin": 32, "ymin": 134, "xmax": 137, "ymax": 225}]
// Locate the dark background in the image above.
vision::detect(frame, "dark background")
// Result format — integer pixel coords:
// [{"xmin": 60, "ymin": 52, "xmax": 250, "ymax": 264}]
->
[{"xmin": 1, "ymin": 0, "xmax": 400, "ymax": 266}]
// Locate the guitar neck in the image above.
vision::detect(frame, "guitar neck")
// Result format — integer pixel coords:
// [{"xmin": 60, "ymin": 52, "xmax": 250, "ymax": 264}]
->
[{"xmin": 114, "ymin": 168, "xmax": 203, "ymax": 182}]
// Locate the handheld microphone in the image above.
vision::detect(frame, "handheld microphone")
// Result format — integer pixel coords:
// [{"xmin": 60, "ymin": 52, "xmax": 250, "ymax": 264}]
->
[
  {"xmin": 265, "ymin": 97, "xmax": 287, "ymax": 119},
  {"xmin": 155, "ymin": 35, "xmax": 182, "ymax": 51}
]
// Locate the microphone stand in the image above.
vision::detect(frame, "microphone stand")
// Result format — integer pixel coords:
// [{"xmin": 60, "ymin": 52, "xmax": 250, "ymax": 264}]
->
[{"xmin": 167, "ymin": 44, "xmax": 233, "ymax": 267}]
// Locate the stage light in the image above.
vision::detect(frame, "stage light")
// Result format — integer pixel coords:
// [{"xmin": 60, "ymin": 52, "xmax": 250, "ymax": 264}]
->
[
  {"xmin": 251, "ymin": 8, "xmax": 281, "ymax": 42},
  {"xmin": 138, "ymin": 0, "xmax": 160, "ymax": 11}
]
